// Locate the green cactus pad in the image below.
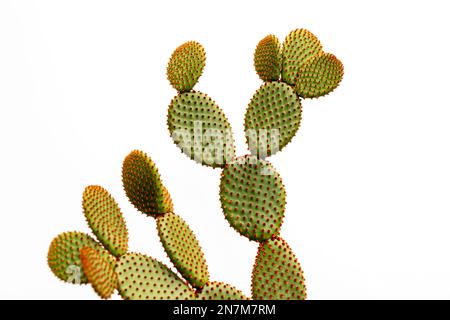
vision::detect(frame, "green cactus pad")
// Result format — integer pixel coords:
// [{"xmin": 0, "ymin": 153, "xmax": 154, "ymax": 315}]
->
[
  {"xmin": 47, "ymin": 231, "xmax": 115, "ymax": 284},
  {"xmin": 281, "ymin": 29, "xmax": 323, "ymax": 85},
  {"xmin": 196, "ymin": 282, "xmax": 249, "ymax": 300},
  {"xmin": 122, "ymin": 150, "xmax": 174, "ymax": 216},
  {"xmin": 168, "ymin": 91, "xmax": 236, "ymax": 168},
  {"xmin": 167, "ymin": 41, "xmax": 206, "ymax": 93},
  {"xmin": 254, "ymin": 35, "xmax": 282, "ymax": 82},
  {"xmin": 80, "ymin": 246, "xmax": 117, "ymax": 299},
  {"xmin": 295, "ymin": 52, "xmax": 344, "ymax": 98},
  {"xmin": 157, "ymin": 212, "xmax": 209, "ymax": 288},
  {"xmin": 220, "ymin": 155, "xmax": 286, "ymax": 242},
  {"xmin": 252, "ymin": 237, "xmax": 306, "ymax": 300},
  {"xmin": 244, "ymin": 82, "xmax": 302, "ymax": 157},
  {"xmin": 82, "ymin": 185, "xmax": 128, "ymax": 257},
  {"xmin": 116, "ymin": 253, "xmax": 195, "ymax": 300}
]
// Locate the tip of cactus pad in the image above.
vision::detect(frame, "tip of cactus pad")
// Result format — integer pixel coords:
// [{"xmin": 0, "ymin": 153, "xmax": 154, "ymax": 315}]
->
[
  {"xmin": 295, "ymin": 52, "xmax": 344, "ymax": 98},
  {"xmin": 157, "ymin": 212, "xmax": 209, "ymax": 288},
  {"xmin": 281, "ymin": 28, "xmax": 323, "ymax": 86},
  {"xmin": 167, "ymin": 41, "xmax": 206, "ymax": 93},
  {"xmin": 82, "ymin": 185, "xmax": 128, "ymax": 257},
  {"xmin": 219, "ymin": 155, "xmax": 286, "ymax": 242},
  {"xmin": 47, "ymin": 231, "xmax": 115, "ymax": 284},
  {"xmin": 122, "ymin": 150, "xmax": 174, "ymax": 216},
  {"xmin": 116, "ymin": 253, "xmax": 195, "ymax": 300},
  {"xmin": 252, "ymin": 237, "xmax": 306, "ymax": 300},
  {"xmin": 244, "ymin": 81, "xmax": 302, "ymax": 157},
  {"xmin": 254, "ymin": 35, "xmax": 282, "ymax": 82},
  {"xmin": 196, "ymin": 282, "xmax": 249, "ymax": 300},
  {"xmin": 80, "ymin": 246, "xmax": 117, "ymax": 299},
  {"xmin": 167, "ymin": 91, "xmax": 236, "ymax": 168}
]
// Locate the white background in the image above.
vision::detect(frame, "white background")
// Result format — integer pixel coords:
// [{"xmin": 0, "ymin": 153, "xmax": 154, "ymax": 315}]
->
[{"xmin": 1, "ymin": 0, "xmax": 450, "ymax": 299}]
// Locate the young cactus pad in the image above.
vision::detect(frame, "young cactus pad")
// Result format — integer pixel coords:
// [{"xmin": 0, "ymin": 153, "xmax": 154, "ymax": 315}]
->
[
  {"xmin": 220, "ymin": 156, "xmax": 286, "ymax": 242},
  {"xmin": 167, "ymin": 92, "xmax": 235, "ymax": 167},
  {"xmin": 244, "ymin": 81, "xmax": 302, "ymax": 157},
  {"xmin": 80, "ymin": 247, "xmax": 118, "ymax": 299},
  {"xmin": 82, "ymin": 185, "xmax": 128, "ymax": 257},
  {"xmin": 167, "ymin": 41, "xmax": 206, "ymax": 93},
  {"xmin": 196, "ymin": 282, "xmax": 249, "ymax": 300},
  {"xmin": 47, "ymin": 231, "xmax": 115, "ymax": 284},
  {"xmin": 295, "ymin": 52, "xmax": 344, "ymax": 98},
  {"xmin": 116, "ymin": 253, "xmax": 195, "ymax": 300},
  {"xmin": 281, "ymin": 28, "xmax": 323, "ymax": 85},
  {"xmin": 122, "ymin": 150, "xmax": 174, "ymax": 216},
  {"xmin": 157, "ymin": 212, "xmax": 209, "ymax": 288},
  {"xmin": 254, "ymin": 35, "xmax": 282, "ymax": 82},
  {"xmin": 252, "ymin": 237, "xmax": 306, "ymax": 300}
]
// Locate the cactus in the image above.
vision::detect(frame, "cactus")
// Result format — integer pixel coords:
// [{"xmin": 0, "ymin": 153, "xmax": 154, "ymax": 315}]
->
[
  {"xmin": 252, "ymin": 237, "xmax": 306, "ymax": 300},
  {"xmin": 122, "ymin": 150, "xmax": 173, "ymax": 216},
  {"xmin": 116, "ymin": 253, "xmax": 195, "ymax": 300},
  {"xmin": 254, "ymin": 35, "xmax": 282, "ymax": 82},
  {"xmin": 167, "ymin": 92, "xmax": 235, "ymax": 167},
  {"xmin": 244, "ymin": 81, "xmax": 302, "ymax": 157},
  {"xmin": 281, "ymin": 28, "xmax": 323, "ymax": 85},
  {"xmin": 80, "ymin": 247, "xmax": 118, "ymax": 299},
  {"xmin": 219, "ymin": 155, "xmax": 286, "ymax": 241},
  {"xmin": 197, "ymin": 282, "xmax": 249, "ymax": 300},
  {"xmin": 157, "ymin": 212, "xmax": 209, "ymax": 288},
  {"xmin": 47, "ymin": 28, "xmax": 343, "ymax": 300},
  {"xmin": 294, "ymin": 52, "xmax": 344, "ymax": 98},
  {"xmin": 47, "ymin": 231, "xmax": 115, "ymax": 284},
  {"xmin": 82, "ymin": 185, "xmax": 128, "ymax": 257},
  {"xmin": 167, "ymin": 41, "xmax": 206, "ymax": 93}
]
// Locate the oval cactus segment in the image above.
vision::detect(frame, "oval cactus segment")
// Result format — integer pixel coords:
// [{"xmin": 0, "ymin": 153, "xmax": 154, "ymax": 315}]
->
[
  {"xmin": 47, "ymin": 231, "xmax": 115, "ymax": 284},
  {"xmin": 82, "ymin": 186, "xmax": 128, "ymax": 257},
  {"xmin": 116, "ymin": 253, "xmax": 195, "ymax": 300},
  {"xmin": 219, "ymin": 155, "xmax": 286, "ymax": 242},
  {"xmin": 252, "ymin": 237, "xmax": 307, "ymax": 300},
  {"xmin": 244, "ymin": 82, "xmax": 302, "ymax": 158},
  {"xmin": 80, "ymin": 247, "xmax": 117, "ymax": 299},
  {"xmin": 167, "ymin": 41, "xmax": 206, "ymax": 93},
  {"xmin": 281, "ymin": 29, "xmax": 323, "ymax": 85},
  {"xmin": 295, "ymin": 53, "xmax": 344, "ymax": 98},
  {"xmin": 157, "ymin": 212, "xmax": 209, "ymax": 288},
  {"xmin": 196, "ymin": 282, "xmax": 249, "ymax": 300},
  {"xmin": 167, "ymin": 92, "xmax": 236, "ymax": 168},
  {"xmin": 122, "ymin": 150, "xmax": 173, "ymax": 216},
  {"xmin": 254, "ymin": 35, "xmax": 282, "ymax": 82}
]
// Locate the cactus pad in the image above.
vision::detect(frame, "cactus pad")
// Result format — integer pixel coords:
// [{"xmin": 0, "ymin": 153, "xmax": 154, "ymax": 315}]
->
[
  {"xmin": 281, "ymin": 29, "xmax": 323, "ymax": 85},
  {"xmin": 196, "ymin": 282, "xmax": 249, "ymax": 300},
  {"xmin": 167, "ymin": 41, "xmax": 206, "ymax": 93},
  {"xmin": 80, "ymin": 246, "xmax": 117, "ymax": 299},
  {"xmin": 82, "ymin": 185, "xmax": 128, "ymax": 257},
  {"xmin": 244, "ymin": 82, "xmax": 302, "ymax": 157},
  {"xmin": 254, "ymin": 35, "xmax": 282, "ymax": 82},
  {"xmin": 122, "ymin": 150, "xmax": 174, "ymax": 216},
  {"xmin": 168, "ymin": 92, "xmax": 235, "ymax": 168},
  {"xmin": 157, "ymin": 212, "xmax": 209, "ymax": 288},
  {"xmin": 116, "ymin": 253, "xmax": 195, "ymax": 300},
  {"xmin": 295, "ymin": 53, "xmax": 344, "ymax": 98},
  {"xmin": 220, "ymin": 156, "xmax": 286, "ymax": 241},
  {"xmin": 252, "ymin": 237, "xmax": 306, "ymax": 300},
  {"xmin": 47, "ymin": 231, "xmax": 115, "ymax": 284}
]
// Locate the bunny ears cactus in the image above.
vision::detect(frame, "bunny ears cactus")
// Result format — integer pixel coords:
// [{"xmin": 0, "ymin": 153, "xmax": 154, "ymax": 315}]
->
[
  {"xmin": 48, "ymin": 28, "xmax": 343, "ymax": 300},
  {"xmin": 47, "ymin": 152, "xmax": 246, "ymax": 300},
  {"xmin": 164, "ymin": 28, "xmax": 343, "ymax": 300},
  {"xmin": 167, "ymin": 41, "xmax": 206, "ymax": 93},
  {"xmin": 248, "ymin": 28, "xmax": 344, "ymax": 157}
]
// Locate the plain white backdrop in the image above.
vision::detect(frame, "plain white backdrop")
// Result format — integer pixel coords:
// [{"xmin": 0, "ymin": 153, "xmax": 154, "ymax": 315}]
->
[{"xmin": 1, "ymin": 0, "xmax": 450, "ymax": 299}]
